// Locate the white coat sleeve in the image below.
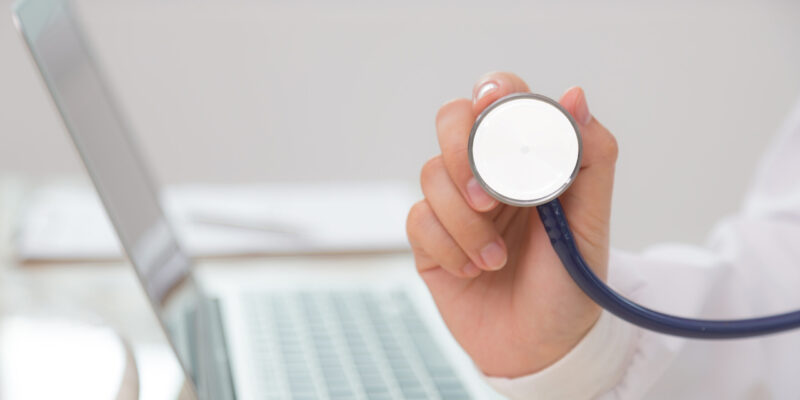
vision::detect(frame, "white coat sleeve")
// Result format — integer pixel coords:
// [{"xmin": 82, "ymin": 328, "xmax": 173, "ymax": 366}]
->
[{"xmin": 483, "ymin": 97, "xmax": 800, "ymax": 400}]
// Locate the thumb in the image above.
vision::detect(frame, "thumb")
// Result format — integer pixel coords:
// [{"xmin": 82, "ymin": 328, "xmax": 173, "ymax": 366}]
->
[
  {"xmin": 556, "ymin": 87, "xmax": 618, "ymax": 269},
  {"xmin": 559, "ymin": 86, "xmax": 619, "ymax": 170}
]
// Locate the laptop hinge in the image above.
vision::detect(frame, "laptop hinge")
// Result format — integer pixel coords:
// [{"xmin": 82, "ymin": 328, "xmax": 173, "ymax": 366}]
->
[{"xmin": 194, "ymin": 297, "xmax": 237, "ymax": 400}]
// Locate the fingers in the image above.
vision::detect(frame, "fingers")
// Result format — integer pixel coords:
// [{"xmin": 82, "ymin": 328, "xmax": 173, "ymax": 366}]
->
[
  {"xmin": 435, "ymin": 72, "xmax": 531, "ymax": 213},
  {"xmin": 557, "ymin": 86, "xmax": 618, "ymax": 262},
  {"xmin": 493, "ymin": 204, "xmax": 520, "ymax": 235},
  {"xmin": 406, "ymin": 200, "xmax": 481, "ymax": 279},
  {"xmin": 558, "ymin": 86, "xmax": 618, "ymax": 168},
  {"xmin": 471, "ymin": 71, "xmax": 530, "ymax": 114},
  {"xmin": 435, "ymin": 99, "xmax": 498, "ymax": 211},
  {"xmin": 417, "ymin": 71, "xmax": 530, "ymax": 279},
  {"xmin": 558, "ymin": 86, "xmax": 618, "ymax": 203},
  {"xmin": 407, "ymin": 201, "xmax": 517, "ymax": 279},
  {"xmin": 420, "ymin": 156, "xmax": 508, "ymax": 272}
]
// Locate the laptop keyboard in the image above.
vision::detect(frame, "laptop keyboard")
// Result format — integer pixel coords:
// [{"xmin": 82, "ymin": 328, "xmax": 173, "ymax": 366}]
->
[{"xmin": 241, "ymin": 291, "xmax": 471, "ymax": 400}]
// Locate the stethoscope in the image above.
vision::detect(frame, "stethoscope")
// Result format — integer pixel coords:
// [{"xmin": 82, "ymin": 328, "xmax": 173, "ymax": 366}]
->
[{"xmin": 469, "ymin": 92, "xmax": 800, "ymax": 339}]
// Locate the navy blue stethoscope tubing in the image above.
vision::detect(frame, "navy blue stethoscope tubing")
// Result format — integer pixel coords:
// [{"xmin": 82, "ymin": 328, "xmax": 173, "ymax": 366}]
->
[{"xmin": 538, "ymin": 199, "xmax": 800, "ymax": 339}]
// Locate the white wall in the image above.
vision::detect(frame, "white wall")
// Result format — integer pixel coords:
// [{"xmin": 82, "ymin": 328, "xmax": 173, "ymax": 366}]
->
[{"xmin": 2, "ymin": 0, "xmax": 800, "ymax": 251}]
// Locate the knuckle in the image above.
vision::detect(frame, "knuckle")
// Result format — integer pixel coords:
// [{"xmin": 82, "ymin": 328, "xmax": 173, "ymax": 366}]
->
[
  {"xmin": 443, "ymin": 247, "xmax": 468, "ymax": 271},
  {"xmin": 435, "ymin": 98, "xmax": 467, "ymax": 129},
  {"xmin": 460, "ymin": 216, "xmax": 494, "ymax": 245},
  {"xmin": 430, "ymin": 244, "xmax": 468, "ymax": 277},
  {"xmin": 412, "ymin": 253, "xmax": 430, "ymax": 274},
  {"xmin": 420, "ymin": 155, "xmax": 444, "ymax": 189},
  {"xmin": 599, "ymin": 131, "xmax": 619, "ymax": 162},
  {"xmin": 406, "ymin": 200, "xmax": 432, "ymax": 239}
]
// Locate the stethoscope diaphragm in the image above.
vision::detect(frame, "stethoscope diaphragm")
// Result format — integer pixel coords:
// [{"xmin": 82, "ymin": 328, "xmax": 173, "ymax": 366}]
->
[{"xmin": 469, "ymin": 93, "xmax": 582, "ymax": 207}]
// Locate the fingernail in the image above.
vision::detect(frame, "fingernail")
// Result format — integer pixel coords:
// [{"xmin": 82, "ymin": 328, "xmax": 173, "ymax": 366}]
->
[
  {"xmin": 474, "ymin": 81, "xmax": 498, "ymax": 103},
  {"xmin": 467, "ymin": 177, "xmax": 497, "ymax": 211},
  {"xmin": 574, "ymin": 88, "xmax": 593, "ymax": 125},
  {"xmin": 462, "ymin": 262, "xmax": 482, "ymax": 278},
  {"xmin": 480, "ymin": 240, "xmax": 507, "ymax": 271}
]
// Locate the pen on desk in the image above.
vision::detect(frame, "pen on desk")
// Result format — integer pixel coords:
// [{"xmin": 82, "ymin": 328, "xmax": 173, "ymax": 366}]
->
[{"xmin": 189, "ymin": 212, "xmax": 308, "ymax": 239}]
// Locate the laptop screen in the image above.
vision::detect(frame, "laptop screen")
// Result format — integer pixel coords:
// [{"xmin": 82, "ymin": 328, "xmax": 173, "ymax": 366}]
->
[{"xmin": 13, "ymin": 0, "xmax": 201, "ymax": 390}]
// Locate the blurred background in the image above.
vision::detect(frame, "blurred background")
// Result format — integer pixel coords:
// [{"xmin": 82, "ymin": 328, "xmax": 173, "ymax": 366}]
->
[{"xmin": 2, "ymin": 0, "xmax": 800, "ymax": 250}]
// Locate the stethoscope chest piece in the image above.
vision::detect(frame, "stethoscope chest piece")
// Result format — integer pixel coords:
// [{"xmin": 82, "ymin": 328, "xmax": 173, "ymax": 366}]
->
[{"xmin": 468, "ymin": 93, "xmax": 582, "ymax": 207}]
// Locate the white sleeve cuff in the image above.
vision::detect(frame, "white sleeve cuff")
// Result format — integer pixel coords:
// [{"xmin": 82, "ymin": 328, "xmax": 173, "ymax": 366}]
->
[{"xmin": 483, "ymin": 311, "xmax": 638, "ymax": 400}]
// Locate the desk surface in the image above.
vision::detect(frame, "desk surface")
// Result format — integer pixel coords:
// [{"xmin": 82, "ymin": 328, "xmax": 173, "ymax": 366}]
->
[
  {"xmin": 0, "ymin": 177, "xmax": 419, "ymax": 400},
  {"xmin": 0, "ymin": 178, "xmax": 184, "ymax": 400}
]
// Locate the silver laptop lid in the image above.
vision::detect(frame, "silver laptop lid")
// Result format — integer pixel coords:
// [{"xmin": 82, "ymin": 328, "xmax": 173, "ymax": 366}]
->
[{"xmin": 13, "ymin": 0, "xmax": 202, "ymax": 394}]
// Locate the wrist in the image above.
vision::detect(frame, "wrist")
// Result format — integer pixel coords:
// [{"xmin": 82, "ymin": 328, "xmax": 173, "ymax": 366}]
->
[
  {"xmin": 475, "ymin": 305, "xmax": 602, "ymax": 378},
  {"xmin": 482, "ymin": 311, "xmax": 637, "ymax": 400}
]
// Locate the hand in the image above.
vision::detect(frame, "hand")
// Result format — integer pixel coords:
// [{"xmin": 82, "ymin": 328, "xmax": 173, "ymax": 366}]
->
[{"xmin": 406, "ymin": 72, "xmax": 619, "ymax": 378}]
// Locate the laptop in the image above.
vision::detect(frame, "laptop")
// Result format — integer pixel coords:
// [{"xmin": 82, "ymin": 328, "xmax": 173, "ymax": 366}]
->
[{"xmin": 12, "ymin": 0, "xmax": 495, "ymax": 398}]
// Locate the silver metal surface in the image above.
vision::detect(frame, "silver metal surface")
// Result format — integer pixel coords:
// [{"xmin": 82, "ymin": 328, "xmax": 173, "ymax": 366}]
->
[{"xmin": 468, "ymin": 92, "xmax": 583, "ymax": 207}]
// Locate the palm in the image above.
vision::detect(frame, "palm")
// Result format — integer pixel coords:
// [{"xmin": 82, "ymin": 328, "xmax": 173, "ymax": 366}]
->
[{"xmin": 419, "ymin": 194, "xmax": 606, "ymax": 376}]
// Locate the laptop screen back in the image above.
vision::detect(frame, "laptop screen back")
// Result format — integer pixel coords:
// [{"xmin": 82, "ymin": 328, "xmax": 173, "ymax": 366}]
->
[{"xmin": 13, "ymin": 0, "xmax": 200, "ymax": 390}]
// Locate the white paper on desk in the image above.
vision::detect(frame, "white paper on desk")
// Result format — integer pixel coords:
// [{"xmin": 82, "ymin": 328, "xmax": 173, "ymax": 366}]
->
[{"xmin": 14, "ymin": 182, "xmax": 418, "ymax": 261}]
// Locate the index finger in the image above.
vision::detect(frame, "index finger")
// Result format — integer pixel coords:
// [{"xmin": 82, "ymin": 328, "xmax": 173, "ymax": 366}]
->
[{"xmin": 435, "ymin": 71, "xmax": 531, "ymax": 212}]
